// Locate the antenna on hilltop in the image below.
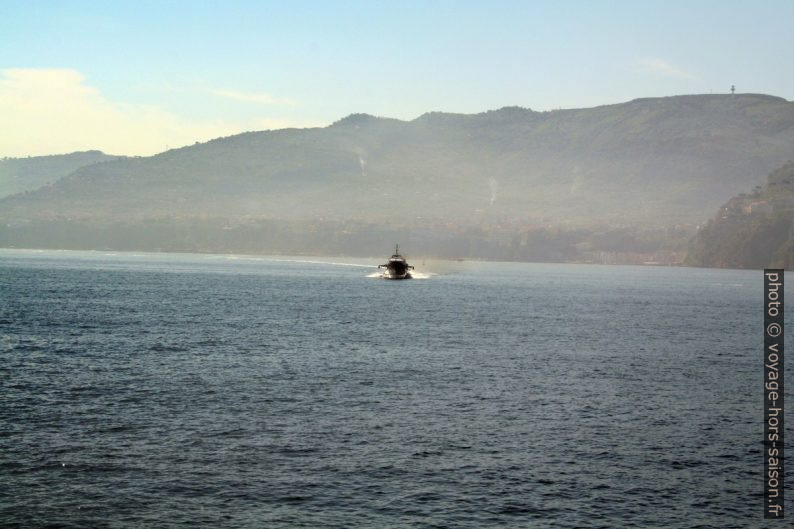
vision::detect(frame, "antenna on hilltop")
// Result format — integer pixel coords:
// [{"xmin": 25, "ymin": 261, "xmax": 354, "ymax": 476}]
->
[{"xmin": 731, "ymin": 85, "xmax": 735, "ymax": 95}]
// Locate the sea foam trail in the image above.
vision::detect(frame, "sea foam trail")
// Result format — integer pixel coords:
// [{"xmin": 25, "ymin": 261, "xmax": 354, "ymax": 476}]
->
[
  {"xmin": 267, "ymin": 258, "xmax": 436, "ymax": 277},
  {"xmin": 265, "ymin": 258, "xmax": 376, "ymax": 268},
  {"xmin": 367, "ymin": 271, "xmax": 436, "ymax": 279},
  {"xmin": 212, "ymin": 254, "xmax": 436, "ymax": 275},
  {"xmin": 214, "ymin": 255, "xmax": 377, "ymax": 268}
]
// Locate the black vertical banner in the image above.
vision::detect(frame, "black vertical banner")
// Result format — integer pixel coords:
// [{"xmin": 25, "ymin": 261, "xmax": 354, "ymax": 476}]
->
[{"xmin": 765, "ymin": 269, "xmax": 784, "ymax": 519}]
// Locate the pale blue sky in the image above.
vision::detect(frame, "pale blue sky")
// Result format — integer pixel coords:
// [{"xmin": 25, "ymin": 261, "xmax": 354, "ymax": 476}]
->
[{"xmin": 1, "ymin": 0, "xmax": 792, "ymax": 155}]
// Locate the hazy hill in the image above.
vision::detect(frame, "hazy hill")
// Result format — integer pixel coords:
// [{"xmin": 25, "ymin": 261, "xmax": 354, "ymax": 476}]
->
[
  {"xmin": 1, "ymin": 94, "xmax": 793, "ymax": 257},
  {"xmin": 686, "ymin": 162, "xmax": 794, "ymax": 269},
  {"xmin": 0, "ymin": 150, "xmax": 122, "ymax": 199}
]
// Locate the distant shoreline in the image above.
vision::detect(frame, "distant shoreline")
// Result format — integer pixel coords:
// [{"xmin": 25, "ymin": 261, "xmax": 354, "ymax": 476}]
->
[{"xmin": 0, "ymin": 246, "xmax": 770, "ymax": 271}]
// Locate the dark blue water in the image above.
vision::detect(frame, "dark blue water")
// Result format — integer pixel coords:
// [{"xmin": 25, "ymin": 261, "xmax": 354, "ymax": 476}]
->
[{"xmin": 0, "ymin": 250, "xmax": 788, "ymax": 527}]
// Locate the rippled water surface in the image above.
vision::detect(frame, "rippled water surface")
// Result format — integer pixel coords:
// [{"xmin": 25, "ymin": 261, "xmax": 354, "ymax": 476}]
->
[{"xmin": 0, "ymin": 250, "xmax": 788, "ymax": 527}]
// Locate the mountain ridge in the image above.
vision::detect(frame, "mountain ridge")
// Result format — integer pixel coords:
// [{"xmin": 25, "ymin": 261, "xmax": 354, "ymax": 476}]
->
[
  {"xmin": 0, "ymin": 150, "xmax": 123, "ymax": 199},
  {"xmin": 1, "ymin": 93, "xmax": 793, "ymax": 258}
]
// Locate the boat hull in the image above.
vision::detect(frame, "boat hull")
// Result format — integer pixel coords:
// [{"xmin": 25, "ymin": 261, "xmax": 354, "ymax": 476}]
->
[{"xmin": 380, "ymin": 271, "xmax": 412, "ymax": 280}]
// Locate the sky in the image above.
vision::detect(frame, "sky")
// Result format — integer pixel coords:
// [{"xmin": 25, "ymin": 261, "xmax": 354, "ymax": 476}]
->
[{"xmin": 1, "ymin": 0, "xmax": 792, "ymax": 157}]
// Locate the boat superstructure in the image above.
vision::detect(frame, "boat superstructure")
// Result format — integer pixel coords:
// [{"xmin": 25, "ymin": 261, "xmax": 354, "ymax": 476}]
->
[{"xmin": 378, "ymin": 245, "xmax": 414, "ymax": 279}]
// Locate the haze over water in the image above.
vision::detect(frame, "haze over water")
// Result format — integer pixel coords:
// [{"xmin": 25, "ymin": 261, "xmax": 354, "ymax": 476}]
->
[{"xmin": 0, "ymin": 250, "xmax": 788, "ymax": 527}]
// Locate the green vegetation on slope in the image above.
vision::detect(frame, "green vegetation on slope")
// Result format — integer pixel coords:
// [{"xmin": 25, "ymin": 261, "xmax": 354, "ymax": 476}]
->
[{"xmin": 686, "ymin": 162, "xmax": 794, "ymax": 268}]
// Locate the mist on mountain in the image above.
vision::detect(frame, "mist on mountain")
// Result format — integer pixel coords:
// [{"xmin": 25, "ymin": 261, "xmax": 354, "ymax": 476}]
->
[{"xmin": 1, "ymin": 94, "xmax": 793, "ymax": 264}]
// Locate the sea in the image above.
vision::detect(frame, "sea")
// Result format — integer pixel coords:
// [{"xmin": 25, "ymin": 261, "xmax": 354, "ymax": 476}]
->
[{"xmin": 0, "ymin": 249, "xmax": 789, "ymax": 528}]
